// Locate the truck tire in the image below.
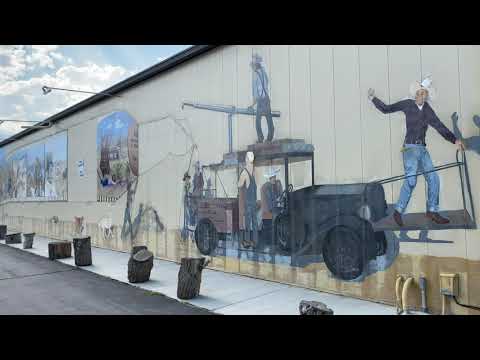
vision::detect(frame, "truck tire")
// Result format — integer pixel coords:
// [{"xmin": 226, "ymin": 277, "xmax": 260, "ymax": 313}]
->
[
  {"xmin": 194, "ymin": 218, "xmax": 218, "ymax": 256},
  {"xmin": 375, "ymin": 231, "xmax": 387, "ymax": 257},
  {"xmin": 274, "ymin": 214, "xmax": 292, "ymax": 255},
  {"xmin": 322, "ymin": 221, "xmax": 372, "ymax": 281}
]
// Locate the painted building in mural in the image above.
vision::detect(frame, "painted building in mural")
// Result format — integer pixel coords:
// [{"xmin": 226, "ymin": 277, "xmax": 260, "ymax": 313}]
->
[{"xmin": 1, "ymin": 45, "xmax": 479, "ymax": 314}]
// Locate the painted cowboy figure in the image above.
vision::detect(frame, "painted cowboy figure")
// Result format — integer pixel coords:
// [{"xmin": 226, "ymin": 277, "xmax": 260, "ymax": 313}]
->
[
  {"xmin": 260, "ymin": 167, "xmax": 283, "ymax": 248},
  {"xmin": 238, "ymin": 151, "xmax": 258, "ymax": 248},
  {"xmin": 191, "ymin": 161, "xmax": 204, "ymax": 197},
  {"xmin": 249, "ymin": 54, "xmax": 274, "ymax": 143},
  {"xmin": 368, "ymin": 77, "xmax": 464, "ymax": 227}
]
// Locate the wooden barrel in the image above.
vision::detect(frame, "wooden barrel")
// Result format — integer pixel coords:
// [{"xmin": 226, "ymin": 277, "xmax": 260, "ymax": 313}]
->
[
  {"xmin": 73, "ymin": 236, "xmax": 92, "ymax": 266},
  {"xmin": 5, "ymin": 232, "xmax": 21, "ymax": 244},
  {"xmin": 177, "ymin": 257, "xmax": 209, "ymax": 300},
  {"xmin": 23, "ymin": 233, "xmax": 35, "ymax": 249},
  {"xmin": 128, "ymin": 249, "xmax": 153, "ymax": 283},
  {"xmin": 0, "ymin": 225, "xmax": 7, "ymax": 240},
  {"xmin": 48, "ymin": 241, "xmax": 72, "ymax": 260}
]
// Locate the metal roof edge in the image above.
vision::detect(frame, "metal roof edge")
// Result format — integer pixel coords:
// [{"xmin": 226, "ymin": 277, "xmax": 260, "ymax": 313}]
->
[{"xmin": 0, "ymin": 44, "xmax": 220, "ymax": 148}]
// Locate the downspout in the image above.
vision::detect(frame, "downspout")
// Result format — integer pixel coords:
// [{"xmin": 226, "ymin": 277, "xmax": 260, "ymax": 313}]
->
[
  {"xmin": 395, "ymin": 275, "xmax": 404, "ymax": 314},
  {"xmin": 402, "ymin": 277, "xmax": 414, "ymax": 314}
]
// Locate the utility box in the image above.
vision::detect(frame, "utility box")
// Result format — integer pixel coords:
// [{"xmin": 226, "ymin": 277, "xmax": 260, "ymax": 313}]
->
[{"xmin": 440, "ymin": 273, "xmax": 459, "ymax": 297}]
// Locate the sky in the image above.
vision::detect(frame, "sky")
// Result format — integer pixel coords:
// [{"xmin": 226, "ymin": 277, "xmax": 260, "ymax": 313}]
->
[{"xmin": 0, "ymin": 45, "xmax": 191, "ymax": 141}]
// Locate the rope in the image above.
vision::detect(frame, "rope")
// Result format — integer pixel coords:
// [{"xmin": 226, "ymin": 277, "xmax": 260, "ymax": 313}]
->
[{"xmin": 453, "ymin": 296, "xmax": 480, "ymax": 312}]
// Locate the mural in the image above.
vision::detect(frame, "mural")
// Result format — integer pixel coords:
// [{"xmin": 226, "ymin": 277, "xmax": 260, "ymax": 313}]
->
[
  {"xmin": 45, "ymin": 132, "xmax": 67, "ymax": 200},
  {"xmin": 0, "ymin": 149, "xmax": 7, "ymax": 202},
  {"xmin": 99, "ymin": 111, "xmax": 166, "ymax": 246},
  {"xmin": 97, "ymin": 111, "xmax": 139, "ymax": 202},
  {"xmin": 0, "ymin": 131, "xmax": 67, "ymax": 202},
  {"xmin": 181, "ymin": 54, "xmax": 475, "ymax": 282}
]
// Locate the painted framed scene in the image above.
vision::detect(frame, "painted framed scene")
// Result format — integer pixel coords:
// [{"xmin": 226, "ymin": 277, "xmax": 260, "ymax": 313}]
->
[{"xmin": 97, "ymin": 111, "xmax": 138, "ymax": 202}]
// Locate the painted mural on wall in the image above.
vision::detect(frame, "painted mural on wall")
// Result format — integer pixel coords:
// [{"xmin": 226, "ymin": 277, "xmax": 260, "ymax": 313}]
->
[
  {"xmin": 0, "ymin": 131, "xmax": 67, "ymax": 202},
  {"xmin": 0, "ymin": 149, "xmax": 7, "ymax": 203},
  {"xmin": 45, "ymin": 132, "xmax": 68, "ymax": 200},
  {"xmin": 95, "ymin": 111, "xmax": 166, "ymax": 246},
  {"xmin": 97, "ymin": 111, "xmax": 138, "ymax": 202},
  {"xmin": 181, "ymin": 53, "xmax": 475, "ymax": 282}
]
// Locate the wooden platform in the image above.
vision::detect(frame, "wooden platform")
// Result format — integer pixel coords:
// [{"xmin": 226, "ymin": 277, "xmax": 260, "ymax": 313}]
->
[{"xmin": 373, "ymin": 210, "xmax": 475, "ymax": 231}]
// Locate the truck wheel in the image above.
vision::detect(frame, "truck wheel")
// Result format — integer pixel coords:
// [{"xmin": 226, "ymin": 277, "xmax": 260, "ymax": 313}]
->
[
  {"xmin": 375, "ymin": 231, "xmax": 387, "ymax": 257},
  {"xmin": 274, "ymin": 214, "xmax": 291, "ymax": 255},
  {"xmin": 322, "ymin": 225, "xmax": 367, "ymax": 281},
  {"xmin": 194, "ymin": 218, "xmax": 218, "ymax": 256}
]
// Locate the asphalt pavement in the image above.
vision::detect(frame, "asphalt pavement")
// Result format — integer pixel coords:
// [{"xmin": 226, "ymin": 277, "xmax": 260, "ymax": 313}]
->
[{"xmin": 0, "ymin": 243, "xmax": 213, "ymax": 315}]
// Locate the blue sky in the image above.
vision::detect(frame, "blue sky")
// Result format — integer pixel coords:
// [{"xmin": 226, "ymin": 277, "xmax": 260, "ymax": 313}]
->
[{"xmin": 0, "ymin": 45, "xmax": 191, "ymax": 141}]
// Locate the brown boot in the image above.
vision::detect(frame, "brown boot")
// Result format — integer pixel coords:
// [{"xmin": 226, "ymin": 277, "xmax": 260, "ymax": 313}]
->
[
  {"xmin": 393, "ymin": 210, "xmax": 404, "ymax": 227},
  {"xmin": 426, "ymin": 212, "xmax": 450, "ymax": 224}
]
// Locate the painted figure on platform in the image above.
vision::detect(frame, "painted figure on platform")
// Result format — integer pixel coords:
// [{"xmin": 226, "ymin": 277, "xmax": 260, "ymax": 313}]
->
[
  {"xmin": 260, "ymin": 167, "xmax": 283, "ymax": 249},
  {"xmin": 368, "ymin": 76, "xmax": 464, "ymax": 227},
  {"xmin": 249, "ymin": 54, "xmax": 274, "ymax": 144},
  {"xmin": 192, "ymin": 161, "xmax": 204, "ymax": 197},
  {"xmin": 238, "ymin": 151, "xmax": 258, "ymax": 248}
]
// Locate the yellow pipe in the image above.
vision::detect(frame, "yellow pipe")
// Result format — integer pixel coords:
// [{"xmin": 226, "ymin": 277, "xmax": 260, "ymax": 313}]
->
[
  {"xmin": 402, "ymin": 277, "xmax": 414, "ymax": 314},
  {"xmin": 395, "ymin": 275, "xmax": 404, "ymax": 314}
]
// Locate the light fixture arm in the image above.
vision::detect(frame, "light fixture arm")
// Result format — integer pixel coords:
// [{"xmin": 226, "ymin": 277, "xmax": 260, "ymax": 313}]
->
[{"xmin": 42, "ymin": 85, "xmax": 121, "ymax": 98}]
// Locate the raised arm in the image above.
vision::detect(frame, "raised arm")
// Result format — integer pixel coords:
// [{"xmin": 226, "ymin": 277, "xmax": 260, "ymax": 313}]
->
[
  {"xmin": 372, "ymin": 97, "xmax": 409, "ymax": 114},
  {"xmin": 368, "ymin": 88, "xmax": 408, "ymax": 114}
]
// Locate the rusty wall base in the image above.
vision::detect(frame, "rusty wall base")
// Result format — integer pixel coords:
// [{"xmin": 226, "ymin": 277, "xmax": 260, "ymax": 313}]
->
[{"xmin": 3, "ymin": 215, "xmax": 479, "ymax": 315}]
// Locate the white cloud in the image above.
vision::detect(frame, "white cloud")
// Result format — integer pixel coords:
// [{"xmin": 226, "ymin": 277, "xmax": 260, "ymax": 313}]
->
[
  {"xmin": 0, "ymin": 57, "xmax": 133, "ymax": 141},
  {"xmin": 25, "ymin": 45, "xmax": 62, "ymax": 70},
  {"xmin": 0, "ymin": 45, "xmax": 28, "ymax": 83}
]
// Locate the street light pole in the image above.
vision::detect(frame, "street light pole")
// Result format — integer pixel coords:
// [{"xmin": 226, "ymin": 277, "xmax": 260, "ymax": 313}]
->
[{"xmin": 42, "ymin": 85, "xmax": 122, "ymax": 98}]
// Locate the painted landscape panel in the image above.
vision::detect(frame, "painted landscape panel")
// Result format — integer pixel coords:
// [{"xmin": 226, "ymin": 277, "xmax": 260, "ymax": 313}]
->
[{"xmin": 97, "ymin": 111, "xmax": 138, "ymax": 202}]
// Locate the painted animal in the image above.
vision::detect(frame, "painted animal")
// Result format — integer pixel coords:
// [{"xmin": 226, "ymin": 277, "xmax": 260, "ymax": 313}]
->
[
  {"xmin": 74, "ymin": 216, "xmax": 85, "ymax": 235},
  {"xmin": 98, "ymin": 216, "xmax": 114, "ymax": 240}
]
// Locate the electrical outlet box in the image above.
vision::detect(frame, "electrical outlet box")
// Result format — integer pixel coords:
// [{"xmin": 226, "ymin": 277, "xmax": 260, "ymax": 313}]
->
[{"xmin": 440, "ymin": 273, "xmax": 459, "ymax": 297}]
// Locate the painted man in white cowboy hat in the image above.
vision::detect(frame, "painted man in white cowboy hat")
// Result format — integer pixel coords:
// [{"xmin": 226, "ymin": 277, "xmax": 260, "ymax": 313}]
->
[
  {"xmin": 260, "ymin": 167, "xmax": 283, "ymax": 246},
  {"xmin": 368, "ymin": 76, "xmax": 464, "ymax": 227},
  {"xmin": 248, "ymin": 53, "xmax": 274, "ymax": 143}
]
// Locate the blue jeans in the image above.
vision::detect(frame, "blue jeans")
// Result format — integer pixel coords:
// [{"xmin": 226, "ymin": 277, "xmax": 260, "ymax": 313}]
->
[{"xmin": 395, "ymin": 144, "xmax": 440, "ymax": 214}]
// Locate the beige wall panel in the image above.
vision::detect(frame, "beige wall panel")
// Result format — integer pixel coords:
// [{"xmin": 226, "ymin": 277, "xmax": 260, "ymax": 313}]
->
[
  {"xmin": 68, "ymin": 121, "xmax": 96, "ymax": 203},
  {"xmin": 359, "ymin": 45, "xmax": 394, "ymax": 203},
  {"xmin": 222, "ymin": 46, "xmax": 239, "ymax": 153},
  {"xmin": 310, "ymin": 45, "xmax": 335, "ymax": 185},
  {"xmin": 332, "ymin": 45, "xmax": 363, "ymax": 183},
  {"xmin": 420, "ymin": 45, "xmax": 467, "ymax": 258},
  {"xmin": 252, "ymin": 45, "xmax": 274, "ymax": 143},
  {"xmin": 270, "ymin": 45, "xmax": 291, "ymax": 141},
  {"xmin": 289, "ymin": 45, "xmax": 312, "ymax": 143},
  {"xmin": 459, "ymin": 45, "xmax": 480, "ymax": 261},
  {"xmin": 236, "ymin": 46, "xmax": 256, "ymax": 149},
  {"xmin": 387, "ymin": 45, "xmax": 426, "ymax": 256}
]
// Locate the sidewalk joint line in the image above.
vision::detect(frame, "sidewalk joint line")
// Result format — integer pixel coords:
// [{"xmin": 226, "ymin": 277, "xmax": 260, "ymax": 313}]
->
[{"xmin": 210, "ymin": 287, "xmax": 286, "ymax": 312}]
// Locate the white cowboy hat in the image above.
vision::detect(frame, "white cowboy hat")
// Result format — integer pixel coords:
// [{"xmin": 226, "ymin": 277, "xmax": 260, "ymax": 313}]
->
[
  {"xmin": 263, "ymin": 167, "xmax": 280, "ymax": 179},
  {"xmin": 409, "ymin": 76, "xmax": 436, "ymax": 101}
]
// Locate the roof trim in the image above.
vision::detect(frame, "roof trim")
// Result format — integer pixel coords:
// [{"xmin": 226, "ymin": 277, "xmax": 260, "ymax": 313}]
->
[{"xmin": 0, "ymin": 44, "xmax": 219, "ymax": 147}]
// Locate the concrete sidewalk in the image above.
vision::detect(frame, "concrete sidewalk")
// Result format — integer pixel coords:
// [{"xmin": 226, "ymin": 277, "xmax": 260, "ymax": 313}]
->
[{"xmin": 0, "ymin": 235, "xmax": 398, "ymax": 315}]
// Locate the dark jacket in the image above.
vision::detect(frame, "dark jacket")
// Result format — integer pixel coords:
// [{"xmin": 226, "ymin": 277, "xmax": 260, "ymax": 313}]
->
[{"xmin": 372, "ymin": 97, "xmax": 457, "ymax": 145}]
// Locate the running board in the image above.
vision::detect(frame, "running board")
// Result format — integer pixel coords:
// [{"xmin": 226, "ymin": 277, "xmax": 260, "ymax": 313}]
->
[{"xmin": 373, "ymin": 210, "xmax": 476, "ymax": 231}]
